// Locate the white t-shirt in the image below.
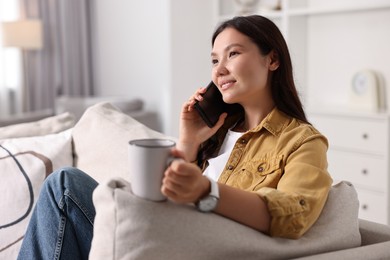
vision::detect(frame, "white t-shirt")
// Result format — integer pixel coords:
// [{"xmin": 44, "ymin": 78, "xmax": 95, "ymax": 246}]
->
[{"xmin": 203, "ymin": 129, "xmax": 244, "ymax": 182}]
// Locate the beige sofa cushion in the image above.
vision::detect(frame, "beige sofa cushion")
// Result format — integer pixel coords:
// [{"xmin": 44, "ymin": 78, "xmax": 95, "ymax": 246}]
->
[
  {"xmin": 90, "ymin": 179, "xmax": 361, "ymax": 260},
  {"xmin": 72, "ymin": 102, "xmax": 172, "ymax": 183},
  {"xmin": 0, "ymin": 130, "xmax": 73, "ymax": 259},
  {"xmin": 0, "ymin": 112, "xmax": 75, "ymax": 139}
]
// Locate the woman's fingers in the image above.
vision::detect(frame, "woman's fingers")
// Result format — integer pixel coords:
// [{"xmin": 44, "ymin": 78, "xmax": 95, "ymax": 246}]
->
[
  {"xmin": 185, "ymin": 87, "xmax": 207, "ymax": 111},
  {"xmin": 163, "ymin": 161, "xmax": 194, "ymax": 190},
  {"xmin": 212, "ymin": 112, "xmax": 228, "ymax": 130},
  {"xmin": 194, "ymin": 88, "xmax": 206, "ymax": 101},
  {"xmin": 161, "ymin": 160, "xmax": 203, "ymax": 203},
  {"xmin": 170, "ymin": 148, "xmax": 186, "ymax": 161},
  {"xmin": 161, "ymin": 187, "xmax": 178, "ymax": 201},
  {"xmin": 161, "ymin": 174, "xmax": 193, "ymax": 202},
  {"xmin": 191, "ymin": 87, "xmax": 207, "ymax": 101}
]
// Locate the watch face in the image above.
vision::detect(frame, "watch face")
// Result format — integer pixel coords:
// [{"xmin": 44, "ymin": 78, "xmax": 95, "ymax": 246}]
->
[{"xmin": 198, "ymin": 196, "xmax": 218, "ymax": 212}]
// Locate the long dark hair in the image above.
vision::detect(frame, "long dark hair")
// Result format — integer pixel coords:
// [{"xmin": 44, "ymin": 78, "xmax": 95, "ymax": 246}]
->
[
  {"xmin": 212, "ymin": 15, "xmax": 308, "ymax": 123},
  {"xmin": 197, "ymin": 15, "xmax": 308, "ymax": 164}
]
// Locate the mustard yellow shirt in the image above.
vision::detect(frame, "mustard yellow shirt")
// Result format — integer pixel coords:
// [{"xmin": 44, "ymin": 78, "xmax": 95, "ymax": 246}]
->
[{"xmin": 201, "ymin": 108, "xmax": 332, "ymax": 239}]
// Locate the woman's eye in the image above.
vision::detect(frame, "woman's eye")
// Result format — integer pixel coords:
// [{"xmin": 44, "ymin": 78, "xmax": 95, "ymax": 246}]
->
[
  {"xmin": 229, "ymin": 51, "xmax": 239, "ymax": 57},
  {"xmin": 211, "ymin": 59, "xmax": 218, "ymax": 65}
]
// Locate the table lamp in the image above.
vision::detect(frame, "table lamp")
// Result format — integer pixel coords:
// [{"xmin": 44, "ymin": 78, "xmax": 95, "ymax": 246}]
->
[{"xmin": 1, "ymin": 19, "xmax": 43, "ymax": 112}]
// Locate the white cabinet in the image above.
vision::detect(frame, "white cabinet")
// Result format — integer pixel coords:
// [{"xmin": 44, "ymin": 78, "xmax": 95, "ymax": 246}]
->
[{"xmin": 309, "ymin": 111, "xmax": 390, "ymax": 224}]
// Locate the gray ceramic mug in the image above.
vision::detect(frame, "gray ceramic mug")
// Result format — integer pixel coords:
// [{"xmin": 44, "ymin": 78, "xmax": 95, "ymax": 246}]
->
[{"xmin": 128, "ymin": 138, "xmax": 175, "ymax": 201}]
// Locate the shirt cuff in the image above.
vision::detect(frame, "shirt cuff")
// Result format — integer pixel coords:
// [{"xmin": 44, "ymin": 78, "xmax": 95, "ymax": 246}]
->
[{"xmin": 256, "ymin": 187, "xmax": 310, "ymax": 238}]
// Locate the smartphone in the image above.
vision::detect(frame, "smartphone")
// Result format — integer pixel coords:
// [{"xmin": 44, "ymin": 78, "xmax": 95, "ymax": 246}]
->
[{"xmin": 194, "ymin": 81, "xmax": 227, "ymax": 128}]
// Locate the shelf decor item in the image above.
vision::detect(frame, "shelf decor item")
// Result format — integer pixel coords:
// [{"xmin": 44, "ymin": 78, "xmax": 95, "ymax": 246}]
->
[
  {"xmin": 258, "ymin": 0, "xmax": 281, "ymax": 12},
  {"xmin": 234, "ymin": 0, "xmax": 260, "ymax": 15},
  {"xmin": 348, "ymin": 70, "xmax": 382, "ymax": 112}
]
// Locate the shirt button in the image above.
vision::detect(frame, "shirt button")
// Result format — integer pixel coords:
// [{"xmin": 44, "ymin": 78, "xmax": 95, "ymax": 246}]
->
[
  {"xmin": 299, "ymin": 199, "xmax": 305, "ymax": 206},
  {"xmin": 227, "ymin": 165, "xmax": 234, "ymax": 170},
  {"xmin": 258, "ymin": 166, "xmax": 264, "ymax": 172},
  {"xmin": 240, "ymin": 139, "xmax": 246, "ymax": 144}
]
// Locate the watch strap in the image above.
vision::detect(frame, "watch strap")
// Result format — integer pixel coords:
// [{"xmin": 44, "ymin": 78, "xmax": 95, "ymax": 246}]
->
[{"xmin": 207, "ymin": 176, "xmax": 219, "ymax": 199}]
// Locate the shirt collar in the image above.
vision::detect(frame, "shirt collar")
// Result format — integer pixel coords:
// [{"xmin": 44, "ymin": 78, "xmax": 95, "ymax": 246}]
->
[{"xmin": 250, "ymin": 107, "xmax": 290, "ymax": 136}]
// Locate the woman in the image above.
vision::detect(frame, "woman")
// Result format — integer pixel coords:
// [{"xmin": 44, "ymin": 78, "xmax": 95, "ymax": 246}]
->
[
  {"xmin": 162, "ymin": 14, "xmax": 332, "ymax": 237},
  {"xmin": 18, "ymin": 15, "xmax": 332, "ymax": 259}
]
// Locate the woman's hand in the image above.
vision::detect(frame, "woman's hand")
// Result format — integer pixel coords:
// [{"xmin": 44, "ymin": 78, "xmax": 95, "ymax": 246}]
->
[
  {"xmin": 162, "ymin": 149, "xmax": 271, "ymax": 233},
  {"xmin": 177, "ymin": 86, "xmax": 227, "ymax": 161},
  {"xmin": 161, "ymin": 148, "xmax": 210, "ymax": 204}
]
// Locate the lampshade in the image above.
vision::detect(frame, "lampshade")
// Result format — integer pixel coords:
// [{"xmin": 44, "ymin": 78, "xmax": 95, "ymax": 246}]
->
[{"xmin": 1, "ymin": 20, "xmax": 43, "ymax": 49}]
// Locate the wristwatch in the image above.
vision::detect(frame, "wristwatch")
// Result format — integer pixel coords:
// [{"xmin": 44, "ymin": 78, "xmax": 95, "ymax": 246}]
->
[{"xmin": 196, "ymin": 176, "xmax": 219, "ymax": 212}]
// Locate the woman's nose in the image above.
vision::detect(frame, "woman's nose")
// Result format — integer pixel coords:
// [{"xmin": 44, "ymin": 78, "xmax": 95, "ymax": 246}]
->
[{"xmin": 215, "ymin": 61, "xmax": 229, "ymax": 76}]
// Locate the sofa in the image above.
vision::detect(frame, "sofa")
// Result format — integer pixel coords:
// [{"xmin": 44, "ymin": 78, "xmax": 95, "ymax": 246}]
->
[
  {"xmin": 0, "ymin": 95, "xmax": 161, "ymax": 132},
  {"xmin": 1, "ymin": 102, "xmax": 390, "ymax": 259}
]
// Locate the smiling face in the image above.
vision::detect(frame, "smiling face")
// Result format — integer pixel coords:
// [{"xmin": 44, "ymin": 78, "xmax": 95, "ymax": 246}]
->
[{"xmin": 211, "ymin": 27, "xmax": 278, "ymax": 108}]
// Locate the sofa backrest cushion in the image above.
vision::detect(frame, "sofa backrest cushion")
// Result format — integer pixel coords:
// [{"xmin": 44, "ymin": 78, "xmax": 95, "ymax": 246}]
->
[
  {"xmin": 0, "ymin": 112, "xmax": 75, "ymax": 139},
  {"xmin": 55, "ymin": 96, "xmax": 144, "ymax": 121},
  {"xmin": 72, "ymin": 102, "xmax": 174, "ymax": 183}
]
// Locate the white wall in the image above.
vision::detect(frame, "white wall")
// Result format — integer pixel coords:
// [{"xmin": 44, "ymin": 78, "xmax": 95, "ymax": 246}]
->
[
  {"xmin": 92, "ymin": 0, "xmax": 170, "ymax": 131},
  {"xmin": 92, "ymin": 0, "xmax": 214, "ymax": 137},
  {"xmin": 168, "ymin": 1, "xmax": 214, "ymax": 136}
]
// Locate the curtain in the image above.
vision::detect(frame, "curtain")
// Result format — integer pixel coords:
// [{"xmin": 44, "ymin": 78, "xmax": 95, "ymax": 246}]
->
[
  {"xmin": 0, "ymin": 0, "xmax": 20, "ymax": 116},
  {"xmin": 19, "ymin": 0, "xmax": 94, "ymax": 112}
]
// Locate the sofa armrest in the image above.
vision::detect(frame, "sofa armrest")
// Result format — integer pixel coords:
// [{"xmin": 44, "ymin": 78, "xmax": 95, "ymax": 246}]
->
[
  {"xmin": 293, "ymin": 241, "xmax": 390, "ymax": 260},
  {"xmin": 359, "ymin": 219, "xmax": 390, "ymax": 245},
  {"xmin": 294, "ymin": 219, "xmax": 390, "ymax": 259}
]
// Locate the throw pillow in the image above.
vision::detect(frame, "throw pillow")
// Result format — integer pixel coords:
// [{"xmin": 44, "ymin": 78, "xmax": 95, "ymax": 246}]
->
[
  {"xmin": 90, "ymin": 180, "xmax": 361, "ymax": 260},
  {"xmin": 72, "ymin": 102, "xmax": 175, "ymax": 183},
  {"xmin": 0, "ymin": 129, "xmax": 73, "ymax": 259},
  {"xmin": 0, "ymin": 112, "xmax": 75, "ymax": 139}
]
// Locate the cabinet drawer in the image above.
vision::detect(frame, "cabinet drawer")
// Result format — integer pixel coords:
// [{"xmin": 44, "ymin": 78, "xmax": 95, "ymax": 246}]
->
[
  {"xmin": 327, "ymin": 150, "xmax": 387, "ymax": 192},
  {"xmin": 355, "ymin": 188, "xmax": 388, "ymax": 225},
  {"xmin": 310, "ymin": 115, "xmax": 387, "ymax": 154}
]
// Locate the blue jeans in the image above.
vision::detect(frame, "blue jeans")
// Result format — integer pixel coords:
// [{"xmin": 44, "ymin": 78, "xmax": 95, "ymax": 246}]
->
[{"xmin": 18, "ymin": 167, "xmax": 98, "ymax": 260}]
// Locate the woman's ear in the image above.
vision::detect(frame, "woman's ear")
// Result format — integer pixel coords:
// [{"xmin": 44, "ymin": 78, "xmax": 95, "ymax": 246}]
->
[{"xmin": 268, "ymin": 50, "xmax": 280, "ymax": 71}]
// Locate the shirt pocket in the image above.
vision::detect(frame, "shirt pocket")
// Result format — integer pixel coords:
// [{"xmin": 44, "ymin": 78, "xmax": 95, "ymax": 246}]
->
[{"xmin": 237, "ymin": 155, "xmax": 283, "ymax": 191}]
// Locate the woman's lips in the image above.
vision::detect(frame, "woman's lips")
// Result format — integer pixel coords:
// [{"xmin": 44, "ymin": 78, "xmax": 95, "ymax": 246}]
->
[{"xmin": 220, "ymin": 80, "xmax": 236, "ymax": 90}]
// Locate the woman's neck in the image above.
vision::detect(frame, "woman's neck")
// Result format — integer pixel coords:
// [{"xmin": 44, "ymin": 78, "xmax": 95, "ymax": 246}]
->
[{"xmin": 237, "ymin": 100, "xmax": 275, "ymax": 132}]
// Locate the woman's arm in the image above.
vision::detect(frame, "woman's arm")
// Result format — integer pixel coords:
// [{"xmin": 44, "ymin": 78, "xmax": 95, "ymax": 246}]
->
[
  {"xmin": 216, "ymin": 183, "xmax": 270, "ymax": 233},
  {"xmin": 161, "ymin": 157, "xmax": 270, "ymax": 233}
]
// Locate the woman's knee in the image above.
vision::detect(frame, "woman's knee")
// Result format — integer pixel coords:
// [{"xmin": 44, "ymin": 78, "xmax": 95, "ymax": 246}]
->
[
  {"xmin": 44, "ymin": 167, "xmax": 98, "ymax": 195},
  {"xmin": 49, "ymin": 166, "xmax": 93, "ymax": 181}
]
